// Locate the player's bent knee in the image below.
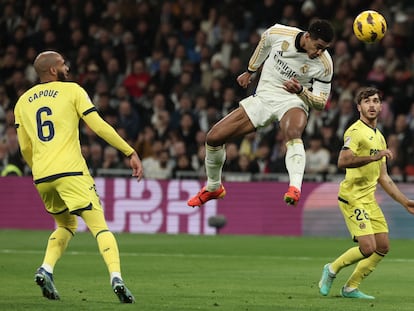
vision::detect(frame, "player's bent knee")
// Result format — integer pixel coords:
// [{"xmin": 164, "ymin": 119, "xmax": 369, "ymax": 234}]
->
[
  {"xmin": 360, "ymin": 246, "xmax": 376, "ymax": 257},
  {"xmin": 376, "ymin": 246, "xmax": 389, "ymax": 255},
  {"xmin": 206, "ymin": 129, "xmax": 224, "ymax": 147}
]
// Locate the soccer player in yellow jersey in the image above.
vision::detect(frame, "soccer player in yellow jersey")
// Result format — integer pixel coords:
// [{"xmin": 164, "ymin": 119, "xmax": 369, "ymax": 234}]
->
[
  {"xmin": 187, "ymin": 19, "xmax": 334, "ymax": 207},
  {"xmin": 14, "ymin": 51, "xmax": 143, "ymax": 303},
  {"xmin": 318, "ymin": 87, "xmax": 414, "ymax": 299}
]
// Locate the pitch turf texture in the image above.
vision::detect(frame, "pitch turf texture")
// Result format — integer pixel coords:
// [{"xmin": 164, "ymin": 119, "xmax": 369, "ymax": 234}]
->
[{"xmin": 1, "ymin": 231, "xmax": 414, "ymax": 310}]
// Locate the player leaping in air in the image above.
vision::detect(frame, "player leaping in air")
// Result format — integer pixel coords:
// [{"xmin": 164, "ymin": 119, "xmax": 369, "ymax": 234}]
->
[{"xmin": 187, "ymin": 19, "xmax": 334, "ymax": 207}]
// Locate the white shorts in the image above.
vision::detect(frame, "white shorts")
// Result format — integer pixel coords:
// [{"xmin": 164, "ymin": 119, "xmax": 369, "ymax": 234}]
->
[{"xmin": 240, "ymin": 93, "xmax": 309, "ymax": 128}]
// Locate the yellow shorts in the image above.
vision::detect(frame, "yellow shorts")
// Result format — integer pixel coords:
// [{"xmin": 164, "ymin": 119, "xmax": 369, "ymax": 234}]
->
[
  {"xmin": 338, "ymin": 197, "xmax": 388, "ymax": 238},
  {"xmin": 35, "ymin": 174, "xmax": 103, "ymax": 215}
]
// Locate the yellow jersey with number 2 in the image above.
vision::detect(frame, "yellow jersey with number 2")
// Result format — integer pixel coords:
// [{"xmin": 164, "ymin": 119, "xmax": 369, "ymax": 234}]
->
[{"xmin": 338, "ymin": 119, "xmax": 387, "ymax": 205}]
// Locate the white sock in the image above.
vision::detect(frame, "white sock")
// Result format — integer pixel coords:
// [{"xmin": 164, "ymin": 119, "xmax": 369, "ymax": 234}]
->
[
  {"xmin": 328, "ymin": 264, "xmax": 336, "ymax": 275},
  {"xmin": 41, "ymin": 263, "xmax": 53, "ymax": 274},
  {"xmin": 110, "ymin": 272, "xmax": 122, "ymax": 284},
  {"xmin": 343, "ymin": 286, "xmax": 356, "ymax": 292},
  {"xmin": 285, "ymin": 139, "xmax": 305, "ymax": 190},
  {"xmin": 205, "ymin": 144, "xmax": 226, "ymax": 191}
]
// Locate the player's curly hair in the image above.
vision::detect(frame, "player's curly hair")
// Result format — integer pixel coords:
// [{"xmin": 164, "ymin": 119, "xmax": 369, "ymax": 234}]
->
[
  {"xmin": 355, "ymin": 87, "xmax": 382, "ymax": 105},
  {"xmin": 308, "ymin": 19, "xmax": 334, "ymax": 43}
]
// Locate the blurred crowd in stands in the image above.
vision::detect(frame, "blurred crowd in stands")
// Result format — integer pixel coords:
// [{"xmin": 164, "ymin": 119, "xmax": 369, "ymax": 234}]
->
[{"xmin": 1, "ymin": 0, "xmax": 414, "ymax": 180}]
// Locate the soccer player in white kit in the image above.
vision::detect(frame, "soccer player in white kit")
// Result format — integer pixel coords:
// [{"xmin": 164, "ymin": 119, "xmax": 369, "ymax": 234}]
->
[{"xmin": 187, "ymin": 19, "xmax": 334, "ymax": 207}]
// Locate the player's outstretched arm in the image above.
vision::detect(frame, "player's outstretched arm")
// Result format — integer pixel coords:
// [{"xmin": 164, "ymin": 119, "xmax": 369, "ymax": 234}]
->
[
  {"xmin": 83, "ymin": 112, "xmax": 144, "ymax": 181},
  {"xmin": 378, "ymin": 162, "xmax": 414, "ymax": 214}
]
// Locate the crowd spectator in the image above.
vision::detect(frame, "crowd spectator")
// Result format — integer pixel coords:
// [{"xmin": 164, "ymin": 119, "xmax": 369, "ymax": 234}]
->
[
  {"xmin": 305, "ymin": 135, "xmax": 332, "ymax": 175},
  {"xmin": 1, "ymin": 0, "xmax": 414, "ymax": 181},
  {"xmin": 223, "ymin": 142, "xmax": 240, "ymax": 172},
  {"xmin": 123, "ymin": 59, "xmax": 151, "ymax": 101}
]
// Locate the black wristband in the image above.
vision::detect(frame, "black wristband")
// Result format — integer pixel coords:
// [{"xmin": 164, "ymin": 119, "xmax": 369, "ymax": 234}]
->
[
  {"xmin": 295, "ymin": 85, "xmax": 304, "ymax": 94},
  {"xmin": 247, "ymin": 69, "xmax": 255, "ymax": 74}
]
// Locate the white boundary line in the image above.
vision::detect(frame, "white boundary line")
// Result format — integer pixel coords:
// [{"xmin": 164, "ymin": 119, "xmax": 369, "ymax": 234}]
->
[{"xmin": 2, "ymin": 248, "xmax": 414, "ymax": 262}]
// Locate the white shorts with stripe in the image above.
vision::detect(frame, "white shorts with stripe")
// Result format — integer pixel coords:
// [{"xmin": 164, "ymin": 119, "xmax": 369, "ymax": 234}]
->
[{"xmin": 239, "ymin": 93, "xmax": 309, "ymax": 128}]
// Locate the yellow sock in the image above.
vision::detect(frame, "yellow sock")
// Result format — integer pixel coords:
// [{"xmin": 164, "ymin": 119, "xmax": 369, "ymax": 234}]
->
[
  {"xmin": 346, "ymin": 252, "xmax": 384, "ymax": 288},
  {"xmin": 43, "ymin": 227, "xmax": 73, "ymax": 269},
  {"xmin": 330, "ymin": 247, "xmax": 365, "ymax": 274},
  {"xmin": 80, "ymin": 209, "xmax": 121, "ymax": 275},
  {"xmin": 96, "ymin": 231, "xmax": 121, "ymax": 274}
]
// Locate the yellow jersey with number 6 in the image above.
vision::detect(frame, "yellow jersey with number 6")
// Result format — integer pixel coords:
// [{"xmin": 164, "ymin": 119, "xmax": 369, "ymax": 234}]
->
[{"xmin": 14, "ymin": 81, "xmax": 95, "ymax": 182}]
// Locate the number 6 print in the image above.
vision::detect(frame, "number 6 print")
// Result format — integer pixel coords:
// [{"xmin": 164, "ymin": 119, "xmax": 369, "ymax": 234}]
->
[{"xmin": 36, "ymin": 107, "xmax": 55, "ymax": 141}]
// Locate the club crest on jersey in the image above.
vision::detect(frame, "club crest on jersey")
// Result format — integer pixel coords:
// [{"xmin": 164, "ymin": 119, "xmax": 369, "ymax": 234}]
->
[
  {"xmin": 359, "ymin": 222, "xmax": 366, "ymax": 230},
  {"xmin": 281, "ymin": 41, "xmax": 289, "ymax": 51},
  {"xmin": 300, "ymin": 64, "xmax": 309, "ymax": 74}
]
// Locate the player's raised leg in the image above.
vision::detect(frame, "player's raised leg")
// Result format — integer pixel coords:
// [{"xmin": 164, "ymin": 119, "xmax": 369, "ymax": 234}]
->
[
  {"xmin": 279, "ymin": 108, "xmax": 307, "ymax": 205},
  {"xmin": 284, "ymin": 139, "xmax": 305, "ymax": 205},
  {"xmin": 187, "ymin": 144, "xmax": 227, "ymax": 207},
  {"xmin": 187, "ymin": 107, "xmax": 255, "ymax": 207}
]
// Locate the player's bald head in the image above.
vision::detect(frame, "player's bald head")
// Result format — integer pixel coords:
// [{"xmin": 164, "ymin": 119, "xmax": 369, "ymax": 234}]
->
[
  {"xmin": 34, "ymin": 51, "xmax": 62, "ymax": 75},
  {"xmin": 33, "ymin": 51, "xmax": 67, "ymax": 82}
]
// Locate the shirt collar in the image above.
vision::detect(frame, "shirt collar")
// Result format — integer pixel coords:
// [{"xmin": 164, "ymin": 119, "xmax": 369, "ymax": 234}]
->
[{"xmin": 295, "ymin": 32, "xmax": 306, "ymax": 53}]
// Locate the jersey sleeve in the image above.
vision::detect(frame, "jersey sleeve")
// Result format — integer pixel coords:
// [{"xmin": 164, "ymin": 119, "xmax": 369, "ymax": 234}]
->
[
  {"xmin": 72, "ymin": 84, "xmax": 134, "ymax": 157},
  {"xmin": 297, "ymin": 79, "xmax": 331, "ymax": 110},
  {"xmin": 14, "ymin": 103, "xmax": 33, "ymax": 167},
  {"xmin": 297, "ymin": 52, "xmax": 333, "ymax": 111},
  {"xmin": 247, "ymin": 27, "xmax": 273, "ymax": 72},
  {"xmin": 83, "ymin": 111, "xmax": 135, "ymax": 157},
  {"xmin": 342, "ymin": 128, "xmax": 359, "ymax": 152},
  {"xmin": 74, "ymin": 84, "xmax": 96, "ymax": 116}
]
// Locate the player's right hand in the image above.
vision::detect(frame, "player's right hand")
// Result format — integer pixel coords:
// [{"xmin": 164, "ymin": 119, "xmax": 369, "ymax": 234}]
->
[
  {"xmin": 403, "ymin": 199, "xmax": 414, "ymax": 215},
  {"xmin": 237, "ymin": 72, "xmax": 252, "ymax": 88}
]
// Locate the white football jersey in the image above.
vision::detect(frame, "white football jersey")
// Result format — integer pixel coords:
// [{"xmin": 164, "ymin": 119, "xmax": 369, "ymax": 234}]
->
[{"xmin": 248, "ymin": 23, "xmax": 333, "ymax": 104}]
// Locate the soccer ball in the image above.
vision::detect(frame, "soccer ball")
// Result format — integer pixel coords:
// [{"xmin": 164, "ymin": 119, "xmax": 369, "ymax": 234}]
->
[{"xmin": 353, "ymin": 10, "xmax": 387, "ymax": 43}]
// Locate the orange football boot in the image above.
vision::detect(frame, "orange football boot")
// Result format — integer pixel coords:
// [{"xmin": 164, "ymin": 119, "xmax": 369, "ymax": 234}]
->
[
  {"xmin": 284, "ymin": 186, "xmax": 301, "ymax": 206},
  {"xmin": 187, "ymin": 184, "xmax": 226, "ymax": 207}
]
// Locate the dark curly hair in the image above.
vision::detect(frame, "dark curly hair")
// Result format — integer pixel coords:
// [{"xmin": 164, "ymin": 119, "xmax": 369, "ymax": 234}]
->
[
  {"xmin": 308, "ymin": 19, "xmax": 334, "ymax": 43},
  {"xmin": 355, "ymin": 87, "xmax": 382, "ymax": 105}
]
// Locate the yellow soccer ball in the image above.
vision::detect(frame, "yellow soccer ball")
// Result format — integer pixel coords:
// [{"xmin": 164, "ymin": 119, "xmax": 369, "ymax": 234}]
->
[{"xmin": 353, "ymin": 10, "xmax": 387, "ymax": 43}]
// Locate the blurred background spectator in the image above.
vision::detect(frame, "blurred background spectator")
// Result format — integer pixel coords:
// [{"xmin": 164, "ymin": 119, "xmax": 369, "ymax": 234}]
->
[{"xmin": 1, "ymin": 0, "xmax": 414, "ymax": 182}]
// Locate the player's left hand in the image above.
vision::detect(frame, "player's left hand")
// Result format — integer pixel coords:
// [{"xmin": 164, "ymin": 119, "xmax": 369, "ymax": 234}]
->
[{"xmin": 129, "ymin": 151, "xmax": 144, "ymax": 181}]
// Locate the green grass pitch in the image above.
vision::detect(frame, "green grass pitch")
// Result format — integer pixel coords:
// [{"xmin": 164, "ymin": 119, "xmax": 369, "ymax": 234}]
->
[{"xmin": 1, "ymin": 230, "xmax": 414, "ymax": 310}]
